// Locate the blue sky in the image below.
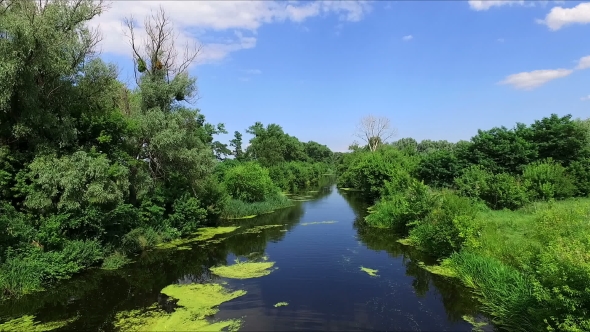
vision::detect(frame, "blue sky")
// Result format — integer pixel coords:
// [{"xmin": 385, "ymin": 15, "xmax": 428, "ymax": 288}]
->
[{"xmin": 94, "ymin": 1, "xmax": 590, "ymax": 152}]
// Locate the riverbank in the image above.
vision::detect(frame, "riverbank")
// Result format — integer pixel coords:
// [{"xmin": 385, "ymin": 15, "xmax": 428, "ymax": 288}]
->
[{"xmin": 391, "ymin": 197, "xmax": 590, "ymax": 331}]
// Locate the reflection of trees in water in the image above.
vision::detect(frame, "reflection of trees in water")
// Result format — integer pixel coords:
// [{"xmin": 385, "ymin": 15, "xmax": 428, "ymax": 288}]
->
[
  {"xmin": 221, "ymin": 203, "xmax": 305, "ymax": 258},
  {"xmin": 347, "ymin": 193, "xmax": 483, "ymax": 324}
]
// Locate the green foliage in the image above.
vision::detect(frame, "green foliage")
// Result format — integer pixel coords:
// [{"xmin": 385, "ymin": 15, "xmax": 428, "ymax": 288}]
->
[
  {"xmin": 409, "ymin": 191, "xmax": 479, "ymax": 259},
  {"xmin": 268, "ymin": 162, "xmax": 331, "ymax": 192},
  {"xmin": 567, "ymin": 158, "xmax": 590, "ymax": 196},
  {"xmin": 365, "ymin": 178, "xmax": 433, "ymax": 233},
  {"xmin": 415, "ymin": 149, "xmax": 462, "ymax": 188},
  {"xmin": 455, "ymin": 166, "xmax": 529, "ymax": 210},
  {"xmin": 245, "ymin": 122, "xmax": 309, "ymax": 167},
  {"xmin": 223, "ymin": 162, "xmax": 278, "ymax": 203},
  {"xmin": 522, "ymin": 159, "xmax": 575, "ymax": 201},
  {"xmin": 221, "ymin": 193, "xmax": 293, "ymax": 219},
  {"xmin": 468, "ymin": 124, "xmax": 537, "ymax": 174}
]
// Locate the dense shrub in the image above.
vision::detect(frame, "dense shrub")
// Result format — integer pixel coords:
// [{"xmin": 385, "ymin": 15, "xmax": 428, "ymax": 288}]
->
[
  {"xmin": 223, "ymin": 162, "xmax": 278, "ymax": 203},
  {"xmin": 567, "ymin": 158, "xmax": 590, "ymax": 196},
  {"xmin": 365, "ymin": 178, "xmax": 433, "ymax": 233},
  {"xmin": 455, "ymin": 166, "xmax": 528, "ymax": 210},
  {"xmin": 522, "ymin": 159, "xmax": 575, "ymax": 201},
  {"xmin": 409, "ymin": 191, "xmax": 479, "ymax": 259}
]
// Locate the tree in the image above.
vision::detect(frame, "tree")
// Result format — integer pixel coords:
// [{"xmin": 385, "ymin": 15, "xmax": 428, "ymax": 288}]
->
[
  {"xmin": 230, "ymin": 131, "xmax": 244, "ymax": 161},
  {"xmin": 354, "ymin": 115, "xmax": 397, "ymax": 152}
]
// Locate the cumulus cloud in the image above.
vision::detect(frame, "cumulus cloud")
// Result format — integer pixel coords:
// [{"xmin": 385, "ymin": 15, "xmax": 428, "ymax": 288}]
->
[
  {"xmin": 468, "ymin": 0, "xmax": 526, "ymax": 11},
  {"xmin": 499, "ymin": 69, "xmax": 573, "ymax": 90},
  {"xmin": 402, "ymin": 35, "xmax": 413, "ymax": 41},
  {"xmin": 90, "ymin": 1, "xmax": 372, "ymax": 65},
  {"xmin": 576, "ymin": 55, "xmax": 590, "ymax": 69},
  {"xmin": 538, "ymin": 2, "xmax": 590, "ymax": 30}
]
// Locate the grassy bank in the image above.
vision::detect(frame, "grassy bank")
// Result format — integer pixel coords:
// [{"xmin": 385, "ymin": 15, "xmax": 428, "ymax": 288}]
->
[
  {"xmin": 220, "ymin": 193, "xmax": 294, "ymax": 219},
  {"xmin": 392, "ymin": 197, "xmax": 590, "ymax": 331}
]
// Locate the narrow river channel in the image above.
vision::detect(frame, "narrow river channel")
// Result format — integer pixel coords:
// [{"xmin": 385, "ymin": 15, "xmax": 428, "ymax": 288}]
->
[{"xmin": 0, "ymin": 185, "xmax": 490, "ymax": 331}]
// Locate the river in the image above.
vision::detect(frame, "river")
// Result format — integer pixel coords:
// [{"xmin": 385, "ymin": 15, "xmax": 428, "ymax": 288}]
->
[{"xmin": 0, "ymin": 185, "xmax": 491, "ymax": 331}]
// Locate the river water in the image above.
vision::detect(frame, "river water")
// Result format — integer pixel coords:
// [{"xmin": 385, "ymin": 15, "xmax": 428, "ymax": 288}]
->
[{"xmin": 0, "ymin": 185, "xmax": 490, "ymax": 331}]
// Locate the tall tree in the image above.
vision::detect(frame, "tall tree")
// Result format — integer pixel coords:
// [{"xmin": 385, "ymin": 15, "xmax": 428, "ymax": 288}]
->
[{"xmin": 354, "ymin": 115, "xmax": 397, "ymax": 152}]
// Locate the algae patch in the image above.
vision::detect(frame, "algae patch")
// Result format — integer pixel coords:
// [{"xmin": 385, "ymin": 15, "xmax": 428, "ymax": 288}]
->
[
  {"xmin": 417, "ymin": 261, "xmax": 456, "ymax": 278},
  {"xmin": 397, "ymin": 238, "xmax": 412, "ymax": 246},
  {"xmin": 210, "ymin": 259, "xmax": 276, "ymax": 279},
  {"xmin": 0, "ymin": 315, "xmax": 77, "ymax": 331},
  {"xmin": 300, "ymin": 221, "xmax": 338, "ymax": 226},
  {"xmin": 155, "ymin": 226, "xmax": 239, "ymax": 250},
  {"xmin": 360, "ymin": 266, "xmax": 379, "ymax": 277},
  {"xmin": 274, "ymin": 302, "xmax": 289, "ymax": 307},
  {"xmin": 242, "ymin": 224, "xmax": 285, "ymax": 234},
  {"xmin": 226, "ymin": 215, "xmax": 257, "ymax": 220},
  {"xmin": 114, "ymin": 283, "xmax": 245, "ymax": 332}
]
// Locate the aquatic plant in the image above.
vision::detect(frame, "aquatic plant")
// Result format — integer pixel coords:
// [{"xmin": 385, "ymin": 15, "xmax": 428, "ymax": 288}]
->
[
  {"xmin": 101, "ymin": 251, "xmax": 132, "ymax": 270},
  {"xmin": 0, "ymin": 315, "xmax": 77, "ymax": 331},
  {"xmin": 114, "ymin": 283, "xmax": 245, "ymax": 331},
  {"xmin": 274, "ymin": 302, "xmax": 289, "ymax": 307},
  {"xmin": 210, "ymin": 259, "xmax": 276, "ymax": 279},
  {"xmin": 360, "ymin": 266, "xmax": 379, "ymax": 277}
]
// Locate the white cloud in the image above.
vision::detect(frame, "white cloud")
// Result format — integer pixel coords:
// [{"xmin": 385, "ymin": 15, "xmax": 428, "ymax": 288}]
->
[
  {"xmin": 497, "ymin": 38, "xmax": 505, "ymax": 43},
  {"xmin": 581, "ymin": 95, "xmax": 590, "ymax": 101},
  {"xmin": 468, "ymin": 0, "xmax": 526, "ymax": 11},
  {"xmin": 539, "ymin": 2, "xmax": 590, "ymax": 30},
  {"xmin": 499, "ymin": 69, "xmax": 573, "ymax": 90},
  {"xmin": 576, "ymin": 55, "xmax": 590, "ymax": 69},
  {"xmin": 402, "ymin": 35, "xmax": 413, "ymax": 41},
  {"xmin": 90, "ymin": 1, "xmax": 372, "ymax": 65}
]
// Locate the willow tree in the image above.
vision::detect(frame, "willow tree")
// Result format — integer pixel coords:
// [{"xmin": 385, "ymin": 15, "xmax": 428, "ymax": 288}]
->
[
  {"xmin": 0, "ymin": 0, "xmax": 105, "ymax": 153},
  {"xmin": 122, "ymin": 7, "xmax": 227, "ymax": 216}
]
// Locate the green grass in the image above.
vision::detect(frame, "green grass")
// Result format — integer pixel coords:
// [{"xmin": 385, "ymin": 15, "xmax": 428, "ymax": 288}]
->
[
  {"xmin": 221, "ymin": 193, "xmax": 294, "ymax": 219},
  {"xmin": 448, "ymin": 197, "xmax": 590, "ymax": 331}
]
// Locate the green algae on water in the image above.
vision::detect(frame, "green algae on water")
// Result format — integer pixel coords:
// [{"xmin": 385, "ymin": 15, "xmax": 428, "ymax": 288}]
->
[
  {"xmin": 360, "ymin": 266, "xmax": 379, "ymax": 277},
  {"xmin": 226, "ymin": 215, "xmax": 257, "ymax": 220},
  {"xmin": 243, "ymin": 224, "xmax": 285, "ymax": 234},
  {"xmin": 300, "ymin": 221, "xmax": 338, "ymax": 226},
  {"xmin": 210, "ymin": 259, "xmax": 276, "ymax": 279},
  {"xmin": 0, "ymin": 315, "xmax": 77, "ymax": 331},
  {"xmin": 274, "ymin": 302, "xmax": 289, "ymax": 307},
  {"xmin": 417, "ymin": 261, "xmax": 457, "ymax": 278},
  {"xmin": 114, "ymin": 283, "xmax": 246, "ymax": 332},
  {"xmin": 397, "ymin": 238, "xmax": 412, "ymax": 246},
  {"xmin": 155, "ymin": 226, "xmax": 239, "ymax": 250}
]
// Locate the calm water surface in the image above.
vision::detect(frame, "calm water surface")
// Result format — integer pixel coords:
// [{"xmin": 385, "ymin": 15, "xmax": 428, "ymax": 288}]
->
[{"xmin": 0, "ymin": 185, "xmax": 491, "ymax": 331}]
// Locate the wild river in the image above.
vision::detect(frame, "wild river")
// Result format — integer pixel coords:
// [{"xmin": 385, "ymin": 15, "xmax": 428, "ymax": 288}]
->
[{"xmin": 0, "ymin": 185, "xmax": 493, "ymax": 331}]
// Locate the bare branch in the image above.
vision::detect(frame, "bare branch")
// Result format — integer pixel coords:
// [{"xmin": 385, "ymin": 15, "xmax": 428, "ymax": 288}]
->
[{"xmin": 353, "ymin": 115, "xmax": 397, "ymax": 151}]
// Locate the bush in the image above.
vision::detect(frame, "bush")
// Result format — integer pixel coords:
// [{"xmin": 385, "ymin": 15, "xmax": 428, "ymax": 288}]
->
[
  {"xmin": 455, "ymin": 167, "xmax": 528, "ymax": 210},
  {"xmin": 221, "ymin": 192, "xmax": 293, "ymax": 219},
  {"xmin": 522, "ymin": 159, "xmax": 575, "ymax": 201},
  {"xmin": 223, "ymin": 162, "xmax": 278, "ymax": 203},
  {"xmin": 409, "ymin": 191, "xmax": 480, "ymax": 259},
  {"xmin": 366, "ymin": 177, "xmax": 434, "ymax": 233},
  {"xmin": 167, "ymin": 194, "xmax": 207, "ymax": 234},
  {"xmin": 567, "ymin": 158, "xmax": 590, "ymax": 196}
]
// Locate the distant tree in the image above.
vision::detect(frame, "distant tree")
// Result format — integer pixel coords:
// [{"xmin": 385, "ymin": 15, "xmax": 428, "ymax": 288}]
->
[
  {"xmin": 354, "ymin": 115, "xmax": 397, "ymax": 152},
  {"xmin": 245, "ymin": 122, "xmax": 308, "ymax": 167},
  {"xmin": 304, "ymin": 141, "xmax": 333, "ymax": 163},
  {"xmin": 230, "ymin": 131, "xmax": 244, "ymax": 161},
  {"xmin": 391, "ymin": 137, "xmax": 419, "ymax": 154}
]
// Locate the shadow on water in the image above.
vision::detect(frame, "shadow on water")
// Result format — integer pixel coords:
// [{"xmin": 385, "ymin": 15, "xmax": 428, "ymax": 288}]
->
[{"xmin": 0, "ymin": 184, "xmax": 491, "ymax": 331}]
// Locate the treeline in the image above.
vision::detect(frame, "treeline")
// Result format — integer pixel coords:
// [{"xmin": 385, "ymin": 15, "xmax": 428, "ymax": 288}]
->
[
  {"xmin": 337, "ymin": 114, "xmax": 590, "ymax": 331},
  {"xmin": 0, "ymin": 1, "xmax": 331, "ymax": 298}
]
